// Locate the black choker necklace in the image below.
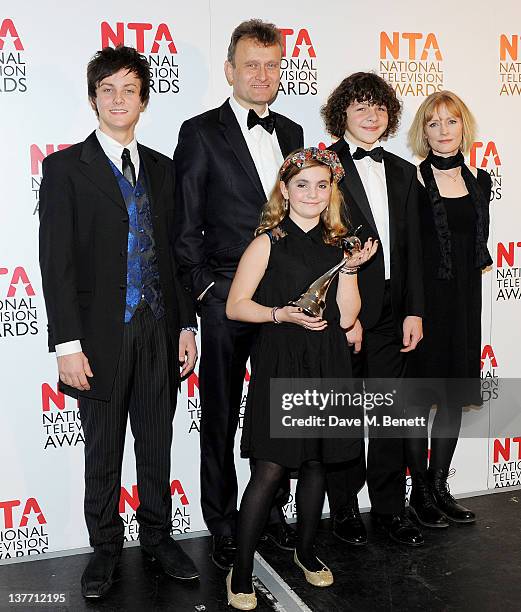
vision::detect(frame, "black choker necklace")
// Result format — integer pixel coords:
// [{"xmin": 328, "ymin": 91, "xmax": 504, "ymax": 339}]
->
[{"xmin": 428, "ymin": 150, "xmax": 464, "ymax": 170}]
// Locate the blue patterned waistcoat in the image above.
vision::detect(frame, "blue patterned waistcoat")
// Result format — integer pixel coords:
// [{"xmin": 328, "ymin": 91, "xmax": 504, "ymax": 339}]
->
[{"xmin": 109, "ymin": 159, "xmax": 165, "ymax": 323}]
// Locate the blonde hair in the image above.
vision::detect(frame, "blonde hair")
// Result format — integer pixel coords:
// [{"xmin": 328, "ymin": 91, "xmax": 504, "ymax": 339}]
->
[
  {"xmin": 255, "ymin": 156, "xmax": 348, "ymax": 246},
  {"xmin": 408, "ymin": 90, "xmax": 477, "ymax": 158}
]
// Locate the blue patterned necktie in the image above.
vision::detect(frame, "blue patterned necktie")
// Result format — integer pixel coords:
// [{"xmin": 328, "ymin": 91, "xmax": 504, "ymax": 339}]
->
[{"xmin": 121, "ymin": 148, "xmax": 136, "ymax": 187}]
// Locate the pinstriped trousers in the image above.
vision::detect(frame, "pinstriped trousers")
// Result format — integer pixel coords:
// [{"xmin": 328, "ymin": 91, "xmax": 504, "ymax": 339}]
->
[{"xmin": 79, "ymin": 302, "xmax": 177, "ymax": 553}]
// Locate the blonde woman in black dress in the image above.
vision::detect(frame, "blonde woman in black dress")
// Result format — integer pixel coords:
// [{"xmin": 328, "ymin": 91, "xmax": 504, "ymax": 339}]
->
[
  {"xmin": 407, "ymin": 92, "xmax": 492, "ymax": 528},
  {"xmin": 225, "ymin": 147, "xmax": 377, "ymax": 609}
]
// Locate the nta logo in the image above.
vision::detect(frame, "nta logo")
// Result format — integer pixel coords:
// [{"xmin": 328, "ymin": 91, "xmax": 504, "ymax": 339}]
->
[
  {"xmin": 495, "ymin": 243, "xmax": 521, "ymax": 301},
  {"xmin": 496, "ymin": 242, "xmax": 521, "ymax": 268},
  {"xmin": 101, "ymin": 22, "xmax": 176, "ymax": 54},
  {"xmin": 494, "ymin": 437, "xmax": 521, "ymax": 463},
  {"xmin": 0, "ymin": 499, "xmax": 46, "ymax": 529},
  {"xmin": 470, "ymin": 142, "xmax": 501, "ymax": 169},
  {"xmin": 0, "ymin": 267, "xmax": 35, "ymax": 297},
  {"xmin": 279, "ymin": 29, "xmax": 315, "ymax": 58},
  {"xmin": 470, "ymin": 141, "xmax": 502, "ymax": 201},
  {"xmin": 480, "ymin": 345, "xmax": 498, "ymax": 370},
  {"xmin": 0, "ymin": 19, "xmax": 23, "ymax": 50},
  {"xmin": 0, "ymin": 19, "xmax": 26, "ymax": 93},
  {"xmin": 0, "ymin": 266, "xmax": 38, "ymax": 338},
  {"xmin": 380, "ymin": 32, "xmax": 442, "ymax": 60},
  {"xmin": 119, "ymin": 480, "xmax": 188, "ymax": 514},
  {"xmin": 500, "ymin": 34, "xmax": 521, "ymax": 61},
  {"xmin": 278, "ymin": 27, "xmax": 317, "ymax": 96},
  {"xmin": 499, "ymin": 35, "xmax": 521, "ymax": 95},
  {"xmin": 101, "ymin": 22, "xmax": 179, "ymax": 94},
  {"xmin": 379, "ymin": 31, "xmax": 443, "ymax": 96}
]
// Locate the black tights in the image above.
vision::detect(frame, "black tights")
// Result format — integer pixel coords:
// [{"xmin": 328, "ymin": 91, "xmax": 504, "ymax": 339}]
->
[
  {"xmin": 430, "ymin": 404, "xmax": 463, "ymax": 471},
  {"xmin": 231, "ymin": 459, "xmax": 326, "ymax": 594},
  {"xmin": 406, "ymin": 404, "xmax": 464, "ymax": 475}
]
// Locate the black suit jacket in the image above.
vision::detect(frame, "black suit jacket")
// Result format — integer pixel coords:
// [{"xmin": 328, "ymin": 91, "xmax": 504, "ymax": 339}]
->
[
  {"xmin": 329, "ymin": 138, "xmax": 424, "ymax": 330},
  {"xmin": 39, "ymin": 131, "xmax": 196, "ymax": 401},
  {"xmin": 173, "ymin": 99, "xmax": 304, "ymax": 302}
]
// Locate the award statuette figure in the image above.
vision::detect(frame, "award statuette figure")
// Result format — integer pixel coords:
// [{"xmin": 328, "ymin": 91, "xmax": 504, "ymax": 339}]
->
[{"xmin": 289, "ymin": 231, "xmax": 363, "ymax": 317}]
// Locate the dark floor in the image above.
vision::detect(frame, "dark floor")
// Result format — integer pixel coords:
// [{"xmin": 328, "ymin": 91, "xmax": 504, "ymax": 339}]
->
[{"xmin": 0, "ymin": 491, "xmax": 519, "ymax": 612}]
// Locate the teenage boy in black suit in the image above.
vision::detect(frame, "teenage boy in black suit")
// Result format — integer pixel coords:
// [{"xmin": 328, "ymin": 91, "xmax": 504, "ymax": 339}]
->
[
  {"xmin": 323, "ymin": 72, "xmax": 425, "ymax": 546},
  {"xmin": 39, "ymin": 46, "xmax": 198, "ymax": 598}
]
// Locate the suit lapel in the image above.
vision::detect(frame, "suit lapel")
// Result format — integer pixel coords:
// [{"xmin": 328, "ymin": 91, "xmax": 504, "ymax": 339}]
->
[
  {"xmin": 383, "ymin": 152, "xmax": 403, "ymax": 253},
  {"xmin": 332, "ymin": 139, "xmax": 378, "ymax": 234},
  {"xmin": 274, "ymin": 115, "xmax": 294, "ymax": 157},
  {"xmin": 79, "ymin": 132, "xmax": 126, "ymax": 212},
  {"xmin": 138, "ymin": 145, "xmax": 165, "ymax": 214},
  {"xmin": 219, "ymin": 100, "xmax": 265, "ymax": 200}
]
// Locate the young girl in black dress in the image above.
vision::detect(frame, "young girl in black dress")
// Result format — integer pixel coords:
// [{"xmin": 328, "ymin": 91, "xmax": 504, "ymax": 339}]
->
[
  {"xmin": 225, "ymin": 148, "xmax": 377, "ymax": 609},
  {"xmin": 407, "ymin": 91, "xmax": 492, "ymax": 528}
]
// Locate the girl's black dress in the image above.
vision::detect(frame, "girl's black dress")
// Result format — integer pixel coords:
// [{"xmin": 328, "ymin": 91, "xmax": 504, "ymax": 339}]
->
[
  {"xmin": 241, "ymin": 217, "xmax": 361, "ymax": 468},
  {"xmin": 408, "ymin": 170, "xmax": 492, "ymax": 406}
]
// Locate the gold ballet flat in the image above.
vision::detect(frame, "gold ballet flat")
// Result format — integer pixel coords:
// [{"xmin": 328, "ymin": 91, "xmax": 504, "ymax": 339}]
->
[
  {"xmin": 294, "ymin": 551, "xmax": 334, "ymax": 587},
  {"xmin": 226, "ymin": 569, "xmax": 257, "ymax": 610}
]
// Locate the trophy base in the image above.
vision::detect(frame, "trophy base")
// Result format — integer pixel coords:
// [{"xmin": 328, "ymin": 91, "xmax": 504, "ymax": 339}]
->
[{"xmin": 288, "ymin": 297, "xmax": 324, "ymax": 318}]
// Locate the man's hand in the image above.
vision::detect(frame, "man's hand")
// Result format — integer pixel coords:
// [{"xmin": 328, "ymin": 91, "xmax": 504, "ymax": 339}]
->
[
  {"xmin": 346, "ymin": 319, "xmax": 363, "ymax": 353},
  {"xmin": 401, "ymin": 316, "xmax": 423, "ymax": 353},
  {"xmin": 179, "ymin": 330, "xmax": 197, "ymax": 378},
  {"xmin": 57, "ymin": 352, "xmax": 93, "ymax": 391}
]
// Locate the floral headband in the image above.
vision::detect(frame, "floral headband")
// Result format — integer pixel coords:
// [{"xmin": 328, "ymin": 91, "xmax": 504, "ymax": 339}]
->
[{"xmin": 279, "ymin": 147, "xmax": 345, "ymax": 183}]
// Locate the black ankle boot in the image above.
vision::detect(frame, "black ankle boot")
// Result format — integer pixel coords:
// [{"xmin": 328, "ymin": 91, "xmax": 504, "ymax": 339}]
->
[
  {"xmin": 429, "ymin": 468, "xmax": 476, "ymax": 523},
  {"xmin": 409, "ymin": 472, "xmax": 449, "ymax": 528}
]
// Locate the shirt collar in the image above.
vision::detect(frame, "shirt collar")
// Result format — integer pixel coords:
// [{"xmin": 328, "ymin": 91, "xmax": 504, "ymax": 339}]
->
[
  {"xmin": 344, "ymin": 135, "xmax": 381, "ymax": 155},
  {"xmin": 95, "ymin": 127, "xmax": 139, "ymax": 167},
  {"xmin": 228, "ymin": 95, "xmax": 269, "ymax": 131}
]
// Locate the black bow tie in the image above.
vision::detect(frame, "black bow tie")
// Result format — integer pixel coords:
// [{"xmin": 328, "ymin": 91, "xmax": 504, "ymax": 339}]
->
[
  {"xmin": 247, "ymin": 109, "xmax": 276, "ymax": 134},
  {"xmin": 352, "ymin": 146, "xmax": 384, "ymax": 163}
]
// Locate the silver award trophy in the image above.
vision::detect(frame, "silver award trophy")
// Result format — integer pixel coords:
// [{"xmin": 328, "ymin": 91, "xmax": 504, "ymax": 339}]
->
[{"xmin": 288, "ymin": 227, "xmax": 363, "ymax": 318}]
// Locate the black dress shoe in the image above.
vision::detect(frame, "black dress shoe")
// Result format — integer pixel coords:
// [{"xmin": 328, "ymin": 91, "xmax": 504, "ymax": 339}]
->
[
  {"xmin": 332, "ymin": 497, "xmax": 368, "ymax": 546},
  {"xmin": 429, "ymin": 468, "xmax": 476, "ymax": 523},
  {"xmin": 141, "ymin": 537, "xmax": 199, "ymax": 580},
  {"xmin": 371, "ymin": 511, "xmax": 424, "ymax": 547},
  {"xmin": 81, "ymin": 549, "xmax": 120, "ymax": 599},
  {"xmin": 264, "ymin": 521, "xmax": 297, "ymax": 550},
  {"xmin": 409, "ymin": 473, "xmax": 449, "ymax": 528},
  {"xmin": 211, "ymin": 535, "xmax": 236, "ymax": 570}
]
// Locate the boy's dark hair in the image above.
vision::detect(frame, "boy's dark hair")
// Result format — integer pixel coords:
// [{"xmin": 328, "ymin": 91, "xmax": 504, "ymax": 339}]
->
[
  {"xmin": 321, "ymin": 72, "xmax": 402, "ymax": 139},
  {"xmin": 87, "ymin": 45, "xmax": 151, "ymax": 108},
  {"xmin": 227, "ymin": 18, "xmax": 282, "ymax": 65}
]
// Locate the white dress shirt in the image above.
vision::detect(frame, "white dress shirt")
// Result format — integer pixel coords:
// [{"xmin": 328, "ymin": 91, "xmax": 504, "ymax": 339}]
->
[
  {"xmin": 345, "ymin": 136, "xmax": 391, "ymax": 280},
  {"xmin": 55, "ymin": 130, "xmax": 139, "ymax": 357},
  {"xmin": 95, "ymin": 128, "xmax": 140, "ymax": 177},
  {"xmin": 228, "ymin": 95, "xmax": 284, "ymax": 199}
]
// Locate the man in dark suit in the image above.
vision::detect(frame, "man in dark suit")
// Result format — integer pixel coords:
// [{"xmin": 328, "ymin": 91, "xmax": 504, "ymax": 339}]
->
[
  {"xmin": 322, "ymin": 73, "xmax": 425, "ymax": 546},
  {"xmin": 174, "ymin": 19, "xmax": 303, "ymax": 568},
  {"xmin": 39, "ymin": 46, "xmax": 199, "ymax": 599}
]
